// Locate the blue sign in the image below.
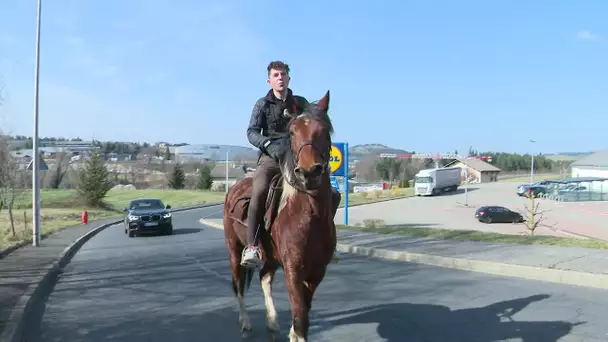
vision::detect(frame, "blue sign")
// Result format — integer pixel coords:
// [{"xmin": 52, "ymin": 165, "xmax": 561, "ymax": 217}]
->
[
  {"xmin": 330, "ymin": 142, "xmax": 346, "ymax": 177},
  {"xmin": 330, "ymin": 176, "xmax": 340, "ymax": 190}
]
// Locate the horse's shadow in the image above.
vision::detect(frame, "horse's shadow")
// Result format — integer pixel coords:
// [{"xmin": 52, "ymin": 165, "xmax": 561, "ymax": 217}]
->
[{"xmin": 312, "ymin": 294, "xmax": 585, "ymax": 342}]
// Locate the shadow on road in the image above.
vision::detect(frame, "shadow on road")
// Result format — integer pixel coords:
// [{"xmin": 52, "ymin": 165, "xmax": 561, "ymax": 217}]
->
[
  {"xmin": 172, "ymin": 228, "xmax": 204, "ymax": 235},
  {"xmin": 315, "ymin": 294, "xmax": 584, "ymax": 342}
]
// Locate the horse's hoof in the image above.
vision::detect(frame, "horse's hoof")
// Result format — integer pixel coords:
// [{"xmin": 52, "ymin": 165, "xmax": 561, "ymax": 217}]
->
[{"xmin": 266, "ymin": 320, "xmax": 280, "ymax": 333}]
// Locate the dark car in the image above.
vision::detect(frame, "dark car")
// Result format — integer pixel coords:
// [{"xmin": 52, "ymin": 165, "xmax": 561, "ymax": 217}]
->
[
  {"xmin": 123, "ymin": 198, "xmax": 173, "ymax": 237},
  {"xmin": 475, "ymin": 205, "xmax": 524, "ymax": 224}
]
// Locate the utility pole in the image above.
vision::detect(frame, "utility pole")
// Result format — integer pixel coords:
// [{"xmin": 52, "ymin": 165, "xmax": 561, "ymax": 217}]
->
[{"xmin": 32, "ymin": 0, "xmax": 43, "ymax": 247}]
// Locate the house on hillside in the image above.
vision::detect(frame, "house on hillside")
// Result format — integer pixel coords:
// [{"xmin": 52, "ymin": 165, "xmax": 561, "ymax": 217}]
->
[
  {"xmin": 444, "ymin": 158, "xmax": 502, "ymax": 183},
  {"xmin": 209, "ymin": 164, "xmax": 248, "ymax": 191}
]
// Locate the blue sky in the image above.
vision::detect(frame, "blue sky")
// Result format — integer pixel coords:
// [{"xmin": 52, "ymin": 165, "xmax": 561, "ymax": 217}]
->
[{"xmin": 0, "ymin": 0, "xmax": 606, "ymax": 155}]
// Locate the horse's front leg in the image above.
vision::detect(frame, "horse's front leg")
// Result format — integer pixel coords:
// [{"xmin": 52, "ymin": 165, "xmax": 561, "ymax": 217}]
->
[
  {"xmin": 260, "ymin": 263, "xmax": 280, "ymax": 333},
  {"xmin": 284, "ymin": 266, "xmax": 309, "ymax": 342}
]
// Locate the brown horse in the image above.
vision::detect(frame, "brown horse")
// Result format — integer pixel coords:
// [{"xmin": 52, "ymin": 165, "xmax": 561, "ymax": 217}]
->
[{"xmin": 223, "ymin": 91, "xmax": 336, "ymax": 341}]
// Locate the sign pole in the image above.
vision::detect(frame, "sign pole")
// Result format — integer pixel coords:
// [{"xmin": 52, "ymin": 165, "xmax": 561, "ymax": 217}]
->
[{"xmin": 344, "ymin": 142, "xmax": 349, "ymax": 226}]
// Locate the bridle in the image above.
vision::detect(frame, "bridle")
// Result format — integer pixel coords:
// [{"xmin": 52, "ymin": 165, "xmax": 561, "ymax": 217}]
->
[{"xmin": 284, "ymin": 114, "xmax": 331, "ymax": 189}]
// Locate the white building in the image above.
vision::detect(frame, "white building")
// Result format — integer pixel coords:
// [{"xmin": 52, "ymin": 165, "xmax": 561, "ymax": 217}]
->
[{"xmin": 569, "ymin": 150, "xmax": 608, "ymax": 193}]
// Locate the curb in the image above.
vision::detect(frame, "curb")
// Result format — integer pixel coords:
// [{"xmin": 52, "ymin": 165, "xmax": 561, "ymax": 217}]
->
[
  {"xmin": 198, "ymin": 218, "xmax": 608, "ymax": 291},
  {"xmin": 0, "ymin": 203, "xmax": 221, "ymax": 342}
]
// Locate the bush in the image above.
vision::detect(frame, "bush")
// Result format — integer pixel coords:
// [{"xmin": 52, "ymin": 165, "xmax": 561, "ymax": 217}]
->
[
  {"xmin": 197, "ymin": 164, "xmax": 213, "ymax": 190},
  {"xmin": 168, "ymin": 164, "xmax": 186, "ymax": 189}
]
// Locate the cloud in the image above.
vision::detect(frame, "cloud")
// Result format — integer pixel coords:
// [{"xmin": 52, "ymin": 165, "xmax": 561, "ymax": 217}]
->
[{"xmin": 576, "ymin": 30, "xmax": 600, "ymax": 42}]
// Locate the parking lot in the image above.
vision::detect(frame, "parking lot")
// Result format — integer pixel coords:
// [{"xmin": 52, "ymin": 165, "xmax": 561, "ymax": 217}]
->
[{"xmin": 337, "ymin": 181, "xmax": 608, "ymax": 240}]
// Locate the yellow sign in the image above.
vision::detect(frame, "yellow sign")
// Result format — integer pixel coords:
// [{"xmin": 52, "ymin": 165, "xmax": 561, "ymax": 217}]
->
[{"xmin": 329, "ymin": 145, "xmax": 343, "ymax": 173}]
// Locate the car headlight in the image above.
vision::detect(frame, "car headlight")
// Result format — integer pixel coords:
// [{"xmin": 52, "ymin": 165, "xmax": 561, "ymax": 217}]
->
[
  {"xmin": 128, "ymin": 215, "xmax": 139, "ymax": 221},
  {"xmin": 163, "ymin": 213, "xmax": 172, "ymax": 218}
]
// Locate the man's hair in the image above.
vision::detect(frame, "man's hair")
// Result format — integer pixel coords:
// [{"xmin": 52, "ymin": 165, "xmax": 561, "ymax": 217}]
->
[{"xmin": 267, "ymin": 61, "xmax": 290, "ymax": 76}]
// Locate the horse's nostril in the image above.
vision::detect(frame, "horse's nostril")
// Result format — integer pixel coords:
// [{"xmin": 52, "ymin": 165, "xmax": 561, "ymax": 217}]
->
[{"xmin": 294, "ymin": 167, "xmax": 303, "ymax": 174}]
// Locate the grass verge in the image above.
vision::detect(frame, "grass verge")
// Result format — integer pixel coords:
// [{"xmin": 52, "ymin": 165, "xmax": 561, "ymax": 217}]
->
[
  {"xmin": 338, "ymin": 188, "xmax": 414, "ymax": 207},
  {"xmin": 338, "ymin": 222, "xmax": 608, "ymax": 250},
  {"xmin": 499, "ymin": 174, "xmax": 565, "ymax": 183},
  {"xmin": 0, "ymin": 208, "xmax": 120, "ymax": 250},
  {"xmin": 1, "ymin": 187, "xmax": 414, "ymax": 250}
]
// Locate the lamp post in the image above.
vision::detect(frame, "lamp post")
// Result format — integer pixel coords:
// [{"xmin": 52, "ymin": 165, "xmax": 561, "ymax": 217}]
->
[
  {"xmin": 32, "ymin": 0, "xmax": 42, "ymax": 247},
  {"xmin": 225, "ymin": 150, "xmax": 229, "ymax": 194},
  {"xmin": 529, "ymin": 139, "xmax": 536, "ymax": 183}
]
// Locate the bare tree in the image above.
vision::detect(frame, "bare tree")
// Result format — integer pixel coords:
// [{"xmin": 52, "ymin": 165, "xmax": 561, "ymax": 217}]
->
[
  {"xmin": 47, "ymin": 152, "xmax": 71, "ymax": 189},
  {"xmin": 0, "ymin": 136, "xmax": 27, "ymax": 237},
  {"xmin": 522, "ymin": 191, "xmax": 555, "ymax": 235},
  {"xmin": 355, "ymin": 155, "xmax": 378, "ymax": 181}
]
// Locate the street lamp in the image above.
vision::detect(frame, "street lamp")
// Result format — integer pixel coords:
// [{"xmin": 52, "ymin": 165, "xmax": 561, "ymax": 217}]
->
[
  {"xmin": 529, "ymin": 139, "xmax": 536, "ymax": 183},
  {"xmin": 32, "ymin": 0, "xmax": 42, "ymax": 247}
]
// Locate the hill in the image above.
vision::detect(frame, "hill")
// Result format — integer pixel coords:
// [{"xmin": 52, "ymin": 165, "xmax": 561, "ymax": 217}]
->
[{"xmin": 348, "ymin": 144, "xmax": 410, "ymax": 160}]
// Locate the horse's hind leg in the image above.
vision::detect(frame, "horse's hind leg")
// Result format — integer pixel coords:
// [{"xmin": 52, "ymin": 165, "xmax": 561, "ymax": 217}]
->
[
  {"xmin": 227, "ymin": 234, "xmax": 252, "ymax": 333},
  {"xmin": 260, "ymin": 263, "xmax": 280, "ymax": 333}
]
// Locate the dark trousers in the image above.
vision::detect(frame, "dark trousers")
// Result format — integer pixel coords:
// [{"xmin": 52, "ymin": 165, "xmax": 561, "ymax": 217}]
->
[{"xmin": 246, "ymin": 155, "xmax": 342, "ymax": 245}]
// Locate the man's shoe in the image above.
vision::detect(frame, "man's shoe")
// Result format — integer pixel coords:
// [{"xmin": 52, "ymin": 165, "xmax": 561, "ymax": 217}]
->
[{"xmin": 241, "ymin": 245, "xmax": 263, "ymax": 268}]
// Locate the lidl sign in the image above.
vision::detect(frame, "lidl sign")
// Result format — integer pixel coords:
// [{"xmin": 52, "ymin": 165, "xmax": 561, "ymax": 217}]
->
[{"xmin": 330, "ymin": 143, "xmax": 345, "ymax": 176}]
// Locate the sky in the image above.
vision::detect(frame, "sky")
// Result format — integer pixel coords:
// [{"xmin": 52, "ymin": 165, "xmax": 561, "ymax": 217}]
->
[{"xmin": 0, "ymin": 0, "xmax": 606, "ymax": 155}]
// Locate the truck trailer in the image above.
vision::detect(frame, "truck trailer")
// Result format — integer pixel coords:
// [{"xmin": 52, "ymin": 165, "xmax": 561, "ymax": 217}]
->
[{"xmin": 414, "ymin": 167, "xmax": 461, "ymax": 196}]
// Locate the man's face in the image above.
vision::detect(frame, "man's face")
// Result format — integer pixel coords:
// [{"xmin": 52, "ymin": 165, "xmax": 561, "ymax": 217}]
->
[{"xmin": 267, "ymin": 68, "xmax": 290, "ymax": 92}]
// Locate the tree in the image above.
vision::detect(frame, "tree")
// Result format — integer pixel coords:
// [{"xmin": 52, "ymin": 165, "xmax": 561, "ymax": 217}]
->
[
  {"xmin": 47, "ymin": 152, "xmax": 70, "ymax": 189},
  {"xmin": 522, "ymin": 190, "xmax": 554, "ymax": 235},
  {"xmin": 77, "ymin": 152, "xmax": 112, "ymax": 206},
  {"xmin": 0, "ymin": 136, "xmax": 27, "ymax": 237},
  {"xmin": 168, "ymin": 163, "xmax": 185, "ymax": 189},
  {"xmin": 197, "ymin": 164, "xmax": 213, "ymax": 190}
]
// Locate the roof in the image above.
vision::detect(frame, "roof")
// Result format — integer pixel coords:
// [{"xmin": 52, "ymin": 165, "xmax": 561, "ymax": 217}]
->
[
  {"xmin": 570, "ymin": 149, "xmax": 608, "ymax": 167},
  {"xmin": 444, "ymin": 158, "xmax": 502, "ymax": 172},
  {"xmin": 544, "ymin": 177, "xmax": 608, "ymax": 184}
]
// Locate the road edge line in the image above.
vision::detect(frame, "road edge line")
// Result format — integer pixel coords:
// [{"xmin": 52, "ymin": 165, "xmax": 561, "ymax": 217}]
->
[
  {"xmin": 0, "ymin": 203, "xmax": 222, "ymax": 342},
  {"xmin": 198, "ymin": 218, "xmax": 608, "ymax": 290}
]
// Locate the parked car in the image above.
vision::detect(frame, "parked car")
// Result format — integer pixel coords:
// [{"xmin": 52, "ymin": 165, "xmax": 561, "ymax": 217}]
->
[
  {"xmin": 123, "ymin": 198, "xmax": 173, "ymax": 237},
  {"xmin": 475, "ymin": 205, "xmax": 524, "ymax": 224},
  {"xmin": 516, "ymin": 180, "xmax": 553, "ymax": 196}
]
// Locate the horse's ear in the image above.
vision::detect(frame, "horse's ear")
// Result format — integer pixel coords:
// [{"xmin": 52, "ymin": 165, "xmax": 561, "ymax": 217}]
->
[{"xmin": 316, "ymin": 90, "xmax": 330, "ymax": 112}]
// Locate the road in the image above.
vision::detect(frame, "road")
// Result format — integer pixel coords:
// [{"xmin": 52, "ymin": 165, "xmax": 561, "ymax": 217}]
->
[
  {"xmin": 337, "ymin": 182, "xmax": 608, "ymax": 239},
  {"xmin": 25, "ymin": 206, "xmax": 608, "ymax": 341}
]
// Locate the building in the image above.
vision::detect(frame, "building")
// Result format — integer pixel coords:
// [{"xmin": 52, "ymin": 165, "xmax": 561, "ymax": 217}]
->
[
  {"xmin": 209, "ymin": 164, "xmax": 248, "ymax": 191},
  {"xmin": 570, "ymin": 150, "xmax": 608, "ymax": 178},
  {"xmin": 444, "ymin": 158, "xmax": 502, "ymax": 183},
  {"xmin": 173, "ymin": 144, "xmax": 258, "ymax": 163}
]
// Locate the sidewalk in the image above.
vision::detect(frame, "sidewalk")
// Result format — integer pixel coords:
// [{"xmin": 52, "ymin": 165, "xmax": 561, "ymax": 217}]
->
[
  {"xmin": 336, "ymin": 230, "xmax": 608, "ymax": 275},
  {"xmin": 0, "ymin": 217, "xmax": 121, "ymax": 334}
]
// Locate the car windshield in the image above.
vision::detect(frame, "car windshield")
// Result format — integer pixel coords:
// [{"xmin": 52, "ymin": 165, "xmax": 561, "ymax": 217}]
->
[
  {"xmin": 415, "ymin": 176, "xmax": 433, "ymax": 183},
  {"xmin": 130, "ymin": 199, "xmax": 165, "ymax": 210}
]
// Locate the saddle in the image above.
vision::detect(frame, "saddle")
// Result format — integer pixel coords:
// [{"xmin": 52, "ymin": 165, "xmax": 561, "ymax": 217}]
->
[{"xmin": 228, "ymin": 173, "xmax": 285, "ymax": 234}]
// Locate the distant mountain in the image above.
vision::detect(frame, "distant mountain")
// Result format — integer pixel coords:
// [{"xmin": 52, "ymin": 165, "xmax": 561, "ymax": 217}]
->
[{"xmin": 348, "ymin": 144, "xmax": 411, "ymax": 160}]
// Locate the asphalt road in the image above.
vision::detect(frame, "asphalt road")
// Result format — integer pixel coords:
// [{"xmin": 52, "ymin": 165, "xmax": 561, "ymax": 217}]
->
[{"xmin": 25, "ymin": 206, "xmax": 608, "ymax": 341}]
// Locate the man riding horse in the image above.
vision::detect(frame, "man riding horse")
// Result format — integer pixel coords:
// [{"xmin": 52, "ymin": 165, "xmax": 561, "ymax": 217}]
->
[{"xmin": 241, "ymin": 60, "xmax": 342, "ymax": 268}]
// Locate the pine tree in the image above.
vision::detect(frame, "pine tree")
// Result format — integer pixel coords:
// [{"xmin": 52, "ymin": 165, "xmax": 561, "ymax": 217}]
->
[
  {"xmin": 77, "ymin": 152, "xmax": 112, "ymax": 206},
  {"xmin": 168, "ymin": 163, "xmax": 185, "ymax": 189},
  {"xmin": 197, "ymin": 164, "xmax": 213, "ymax": 190}
]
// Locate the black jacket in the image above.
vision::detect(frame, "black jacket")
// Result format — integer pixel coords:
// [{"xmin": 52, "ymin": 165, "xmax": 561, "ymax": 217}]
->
[{"xmin": 247, "ymin": 89, "xmax": 309, "ymax": 151}]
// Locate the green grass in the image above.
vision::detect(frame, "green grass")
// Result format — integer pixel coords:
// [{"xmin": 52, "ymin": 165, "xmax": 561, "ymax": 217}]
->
[
  {"xmin": 338, "ymin": 223, "xmax": 608, "ymax": 249},
  {"xmin": 11, "ymin": 188, "xmax": 227, "ymax": 210},
  {"xmin": 1, "ymin": 187, "xmax": 413, "ymax": 250},
  {"xmin": 0, "ymin": 208, "xmax": 120, "ymax": 250},
  {"xmin": 500, "ymin": 174, "xmax": 565, "ymax": 183},
  {"xmin": 339, "ymin": 188, "xmax": 414, "ymax": 207}
]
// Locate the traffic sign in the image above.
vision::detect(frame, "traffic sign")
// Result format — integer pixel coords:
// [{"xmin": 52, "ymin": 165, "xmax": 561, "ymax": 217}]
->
[
  {"xmin": 330, "ymin": 176, "xmax": 340, "ymax": 190},
  {"xmin": 26, "ymin": 155, "xmax": 49, "ymax": 171},
  {"xmin": 329, "ymin": 143, "xmax": 345, "ymax": 176}
]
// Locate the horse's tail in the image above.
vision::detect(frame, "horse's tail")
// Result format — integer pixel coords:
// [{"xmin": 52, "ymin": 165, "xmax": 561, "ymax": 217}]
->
[{"xmin": 244, "ymin": 268, "xmax": 254, "ymax": 292}]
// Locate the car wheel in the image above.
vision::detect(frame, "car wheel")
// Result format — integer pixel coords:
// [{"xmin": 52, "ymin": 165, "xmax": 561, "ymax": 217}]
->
[
  {"xmin": 165, "ymin": 227, "xmax": 173, "ymax": 235},
  {"xmin": 128, "ymin": 230, "xmax": 135, "ymax": 238},
  {"xmin": 486, "ymin": 217, "xmax": 492, "ymax": 224}
]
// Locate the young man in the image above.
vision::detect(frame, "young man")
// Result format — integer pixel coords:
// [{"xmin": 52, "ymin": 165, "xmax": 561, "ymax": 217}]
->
[{"xmin": 241, "ymin": 60, "xmax": 341, "ymax": 268}]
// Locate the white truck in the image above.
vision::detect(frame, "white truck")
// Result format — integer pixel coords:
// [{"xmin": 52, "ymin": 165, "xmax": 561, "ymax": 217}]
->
[{"xmin": 414, "ymin": 167, "xmax": 461, "ymax": 196}]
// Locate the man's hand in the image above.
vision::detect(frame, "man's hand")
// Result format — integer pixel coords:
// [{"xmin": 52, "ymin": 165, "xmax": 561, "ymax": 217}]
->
[{"xmin": 265, "ymin": 138, "xmax": 289, "ymax": 161}]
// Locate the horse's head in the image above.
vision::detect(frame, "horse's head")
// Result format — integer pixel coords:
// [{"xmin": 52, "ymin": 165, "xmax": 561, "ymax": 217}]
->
[{"xmin": 282, "ymin": 91, "xmax": 334, "ymax": 191}]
